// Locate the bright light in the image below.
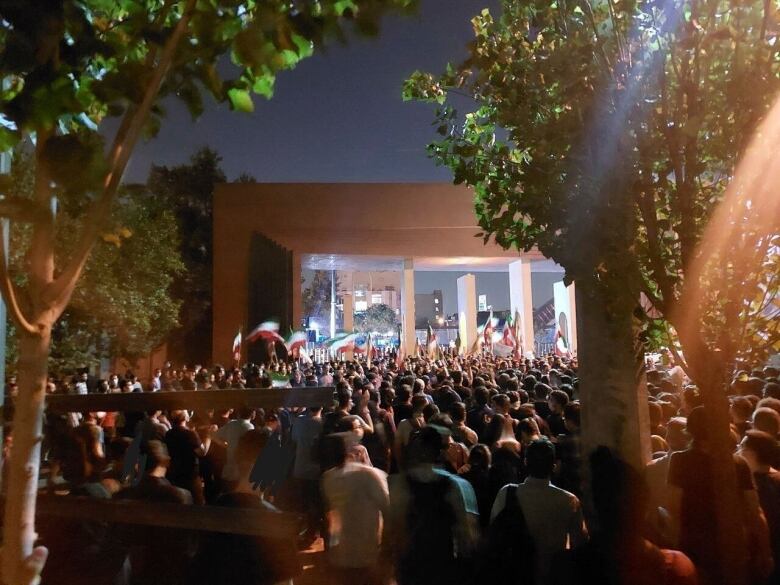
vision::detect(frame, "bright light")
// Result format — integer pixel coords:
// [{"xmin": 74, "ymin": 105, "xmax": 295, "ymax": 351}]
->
[
  {"xmin": 437, "ymin": 317, "xmax": 444, "ymax": 325},
  {"xmin": 309, "ymin": 320, "xmax": 318, "ymax": 330}
]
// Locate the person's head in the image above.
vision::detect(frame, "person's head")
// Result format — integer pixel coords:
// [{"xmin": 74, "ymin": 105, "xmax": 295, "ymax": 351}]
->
[
  {"xmin": 143, "ymin": 440, "xmax": 171, "ymax": 477},
  {"xmin": 730, "ymin": 396, "xmax": 753, "ymax": 423},
  {"xmin": 335, "ymin": 386, "xmax": 353, "ymax": 410},
  {"xmin": 406, "ymin": 426, "xmax": 446, "ymax": 466},
  {"xmin": 525, "ymin": 439, "xmax": 555, "ymax": 479},
  {"xmin": 518, "ymin": 417, "xmax": 541, "ymax": 443},
  {"xmin": 738, "ymin": 430, "xmax": 778, "ymax": 473},
  {"xmin": 336, "ymin": 414, "xmax": 365, "ymax": 441},
  {"xmin": 468, "ymin": 443, "xmax": 491, "ymax": 471},
  {"xmin": 474, "ymin": 386, "xmax": 490, "ymax": 406},
  {"xmin": 491, "ymin": 393, "xmax": 510, "ymax": 414},
  {"xmin": 449, "ymin": 402, "xmax": 467, "ymax": 424},
  {"xmin": 763, "ymin": 382, "xmax": 780, "ymax": 400},
  {"xmin": 752, "ymin": 407, "xmax": 780, "ymax": 437},
  {"xmin": 63, "ymin": 424, "xmax": 105, "ymax": 484},
  {"xmin": 686, "ymin": 406, "xmax": 708, "ymax": 444},
  {"xmin": 651, "ymin": 435, "xmax": 669, "ymax": 454},
  {"xmin": 682, "ymin": 386, "xmax": 703, "ymax": 414},
  {"xmin": 666, "ymin": 417, "xmax": 689, "ymax": 451},
  {"xmin": 564, "ymin": 402, "xmax": 581, "ymax": 432},
  {"xmin": 411, "ymin": 394, "xmax": 428, "ymax": 415},
  {"xmin": 422, "ymin": 403, "xmax": 440, "ymax": 423},
  {"xmin": 235, "ymin": 406, "xmax": 255, "ymax": 421},
  {"xmin": 757, "ymin": 397, "xmax": 780, "ymax": 416},
  {"xmin": 170, "ymin": 410, "xmax": 189, "ymax": 426},
  {"xmin": 119, "ymin": 379, "xmax": 133, "ymax": 393},
  {"xmin": 648, "ymin": 401, "xmax": 663, "ymax": 429},
  {"xmin": 397, "ymin": 385, "xmax": 412, "ymax": 403},
  {"xmin": 548, "ymin": 389, "xmax": 569, "ymax": 414},
  {"xmin": 533, "ymin": 382, "xmax": 551, "ymax": 401}
]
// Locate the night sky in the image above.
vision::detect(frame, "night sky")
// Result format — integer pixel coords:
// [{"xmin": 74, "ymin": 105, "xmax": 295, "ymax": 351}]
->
[{"xmin": 125, "ymin": 0, "xmax": 500, "ymax": 183}]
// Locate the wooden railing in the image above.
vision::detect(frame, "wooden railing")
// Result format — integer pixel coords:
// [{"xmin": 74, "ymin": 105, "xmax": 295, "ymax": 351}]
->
[{"xmin": 37, "ymin": 387, "xmax": 335, "ymax": 539}]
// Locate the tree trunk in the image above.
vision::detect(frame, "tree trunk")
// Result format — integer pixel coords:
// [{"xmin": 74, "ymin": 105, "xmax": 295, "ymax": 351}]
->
[
  {"xmin": 576, "ymin": 276, "xmax": 651, "ymax": 468},
  {"xmin": 2, "ymin": 327, "xmax": 50, "ymax": 585}
]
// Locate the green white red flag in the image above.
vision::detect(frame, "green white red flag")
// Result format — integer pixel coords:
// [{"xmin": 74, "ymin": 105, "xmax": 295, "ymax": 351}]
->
[
  {"xmin": 232, "ymin": 329, "xmax": 242, "ymax": 363},
  {"xmin": 247, "ymin": 321, "xmax": 284, "ymax": 344}
]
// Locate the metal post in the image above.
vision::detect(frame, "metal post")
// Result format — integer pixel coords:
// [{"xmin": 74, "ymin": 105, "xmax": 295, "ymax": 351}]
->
[{"xmin": 0, "ymin": 147, "xmax": 10, "ymax": 490}]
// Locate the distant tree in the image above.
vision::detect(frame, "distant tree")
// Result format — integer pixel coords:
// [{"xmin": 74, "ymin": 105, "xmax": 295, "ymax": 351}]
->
[
  {"xmin": 236, "ymin": 172, "xmax": 257, "ymax": 183},
  {"xmin": 302, "ymin": 270, "xmax": 337, "ymax": 328},
  {"xmin": 147, "ymin": 147, "xmax": 225, "ymax": 365},
  {"xmin": 355, "ymin": 303, "xmax": 398, "ymax": 334},
  {"xmin": 6, "ymin": 148, "xmax": 183, "ymax": 376}
]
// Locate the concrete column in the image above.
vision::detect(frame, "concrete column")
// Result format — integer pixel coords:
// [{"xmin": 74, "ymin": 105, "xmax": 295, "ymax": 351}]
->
[
  {"xmin": 400, "ymin": 259, "xmax": 417, "ymax": 354},
  {"xmin": 508, "ymin": 259, "xmax": 535, "ymax": 357},
  {"xmin": 457, "ymin": 274, "xmax": 477, "ymax": 353},
  {"xmin": 553, "ymin": 281, "xmax": 577, "ymax": 354},
  {"xmin": 342, "ymin": 293, "xmax": 354, "ymax": 360},
  {"xmin": 567, "ymin": 281, "xmax": 578, "ymax": 355}
]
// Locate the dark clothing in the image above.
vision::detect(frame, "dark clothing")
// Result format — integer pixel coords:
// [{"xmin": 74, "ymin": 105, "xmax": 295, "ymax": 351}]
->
[
  {"xmin": 164, "ymin": 426, "xmax": 204, "ymax": 504},
  {"xmin": 397, "ymin": 474, "xmax": 459, "ymax": 585},
  {"xmin": 668, "ymin": 448, "xmax": 753, "ymax": 583},
  {"xmin": 188, "ymin": 492, "xmax": 301, "ymax": 585},
  {"xmin": 467, "ymin": 404, "xmax": 494, "ymax": 442},
  {"xmin": 555, "ymin": 430, "xmax": 583, "ymax": 497},
  {"xmin": 754, "ymin": 470, "xmax": 780, "ymax": 581},
  {"xmin": 533, "ymin": 400, "xmax": 552, "ymax": 420},
  {"xmin": 393, "ymin": 403, "xmax": 414, "ymax": 428},
  {"xmin": 323, "ymin": 410, "xmax": 348, "ymax": 436},
  {"xmin": 462, "ymin": 467, "xmax": 493, "ymax": 529},
  {"xmin": 546, "ymin": 413, "xmax": 567, "ymax": 437},
  {"xmin": 115, "ymin": 476, "xmax": 193, "ymax": 585}
]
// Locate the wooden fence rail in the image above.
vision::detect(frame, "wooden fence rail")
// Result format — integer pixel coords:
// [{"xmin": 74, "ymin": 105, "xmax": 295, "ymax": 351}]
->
[
  {"xmin": 36, "ymin": 495, "xmax": 300, "ymax": 539},
  {"xmin": 45, "ymin": 387, "xmax": 335, "ymax": 414}
]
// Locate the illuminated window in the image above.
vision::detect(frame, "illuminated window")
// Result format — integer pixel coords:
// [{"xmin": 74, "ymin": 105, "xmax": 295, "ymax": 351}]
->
[
  {"xmin": 434, "ymin": 298, "xmax": 439, "ymax": 304},
  {"xmin": 355, "ymin": 290, "xmax": 365, "ymax": 298},
  {"xmin": 371, "ymin": 294, "xmax": 383, "ymax": 304},
  {"xmin": 355, "ymin": 301, "xmax": 368, "ymax": 312}
]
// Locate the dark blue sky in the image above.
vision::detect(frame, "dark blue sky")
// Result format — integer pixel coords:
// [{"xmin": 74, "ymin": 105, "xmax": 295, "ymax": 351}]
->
[{"xmin": 125, "ymin": 0, "xmax": 500, "ymax": 183}]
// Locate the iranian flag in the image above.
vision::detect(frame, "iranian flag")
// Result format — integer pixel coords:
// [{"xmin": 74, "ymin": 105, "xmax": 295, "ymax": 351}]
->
[
  {"xmin": 232, "ymin": 329, "xmax": 242, "ymax": 363},
  {"xmin": 513, "ymin": 309, "xmax": 525, "ymax": 358},
  {"xmin": 330, "ymin": 333, "xmax": 357, "ymax": 353},
  {"xmin": 354, "ymin": 334, "xmax": 370, "ymax": 354},
  {"xmin": 286, "ymin": 331, "xmax": 308, "ymax": 355},
  {"xmin": 395, "ymin": 334, "xmax": 406, "ymax": 368},
  {"xmin": 482, "ymin": 310, "xmax": 495, "ymax": 349},
  {"xmin": 426, "ymin": 325, "xmax": 439, "ymax": 360},
  {"xmin": 554, "ymin": 326, "xmax": 571, "ymax": 357},
  {"xmin": 247, "ymin": 321, "xmax": 285, "ymax": 344},
  {"xmin": 268, "ymin": 371, "xmax": 290, "ymax": 388}
]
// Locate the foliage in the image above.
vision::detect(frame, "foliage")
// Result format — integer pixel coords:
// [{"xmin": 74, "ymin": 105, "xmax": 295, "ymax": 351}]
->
[
  {"xmin": 302, "ymin": 270, "xmax": 337, "ymax": 328},
  {"xmin": 146, "ymin": 147, "xmax": 225, "ymax": 365},
  {"xmin": 355, "ymin": 302, "xmax": 398, "ymax": 334},
  {"xmin": 5, "ymin": 147, "xmax": 183, "ymax": 375},
  {"xmin": 404, "ymin": 0, "xmax": 780, "ymax": 373}
]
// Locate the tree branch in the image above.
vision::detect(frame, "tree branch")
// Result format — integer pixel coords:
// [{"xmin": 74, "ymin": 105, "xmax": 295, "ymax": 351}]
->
[
  {"xmin": 45, "ymin": 0, "xmax": 197, "ymax": 311},
  {"xmin": 0, "ymin": 225, "xmax": 37, "ymax": 335}
]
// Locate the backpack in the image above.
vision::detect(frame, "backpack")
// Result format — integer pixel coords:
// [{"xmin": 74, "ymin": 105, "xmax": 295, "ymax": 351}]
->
[{"xmin": 479, "ymin": 484, "xmax": 535, "ymax": 585}]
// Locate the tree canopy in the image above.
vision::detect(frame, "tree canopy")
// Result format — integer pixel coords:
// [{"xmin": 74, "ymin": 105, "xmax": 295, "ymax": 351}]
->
[
  {"xmin": 355, "ymin": 302, "xmax": 398, "ymax": 334},
  {"xmin": 404, "ymin": 0, "xmax": 780, "ymax": 375},
  {"xmin": 5, "ymin": 147, "xmax": 183, "ymax": 375}
]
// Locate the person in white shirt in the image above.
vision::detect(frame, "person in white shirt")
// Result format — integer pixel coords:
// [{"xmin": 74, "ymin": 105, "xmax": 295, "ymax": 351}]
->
[
  {"xmin": 321, "ymin": 434, "xmax": 389, "ymax": 585},
  {"xmin": 213, "ymin": 407, "xmax": 255, "ymax": 489},
  {"xmin": 490, "ymin": 439, "xmax": 588, "ymax": 585}
]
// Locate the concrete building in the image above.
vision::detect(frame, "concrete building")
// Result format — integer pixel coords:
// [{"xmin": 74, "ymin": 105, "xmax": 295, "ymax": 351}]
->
[{"xmin": 212, "ymin": 183, "xmax": 576, "ymax": 363}]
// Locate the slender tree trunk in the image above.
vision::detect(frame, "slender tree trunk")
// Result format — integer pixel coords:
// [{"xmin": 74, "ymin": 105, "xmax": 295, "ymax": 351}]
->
[
  {"xmin": 2, "ymin": 327, "xmax": 50, "ymax": 585},
  {"xmin": 576, "ymin": 276, "xmax": 651, "ymax": 468}
]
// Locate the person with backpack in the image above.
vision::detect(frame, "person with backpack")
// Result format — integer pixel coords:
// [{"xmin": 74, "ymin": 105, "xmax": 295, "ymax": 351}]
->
[
  {"xmin": 387, "ymin": 426, "xmax": 480, "ymax": 585},
  {"xmin": 490, "ymin": 439, "xmax": 587, "ymax": 585}
]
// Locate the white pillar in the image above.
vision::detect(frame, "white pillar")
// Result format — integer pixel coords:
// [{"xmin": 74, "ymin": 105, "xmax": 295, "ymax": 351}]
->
[
  {"xmin": 553, "ymin": 281, "xmax": 577, "ymax": 354},
  {"xmin": 400, "ymin": 259, "xmax": 416, "ymax": 354},
  {"xmin": 457, "ymin": 273, "xmax": 477, "ymax": 353},
  {"xmin": 567, "ymin": 282, "xmax": 578, "ymax": 356},
  {"xmin": 343, "ymin": 293, "xmax": 354, "ymax": 360},
  {"xmin": 508, "ymin": 259, "xmax": 535, "ymax": 357}
]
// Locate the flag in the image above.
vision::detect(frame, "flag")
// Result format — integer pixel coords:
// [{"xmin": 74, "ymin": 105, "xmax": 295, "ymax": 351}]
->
[
  {"xmin": 414, "ymin": 336, "xmax": 422, "ymax": 358},
  {"xmin": 232, "ymin": 329, "xmax": 242, "ymax": 363},
  {"xmin": 299, "ymin": 346, "xmax": 313, "ymax": 364},
  {"xmin": 354, "ymin": 334, "xmax": 371, "ymax": 354},
  {"xmin": 285, "ymin": 331, "xmax": 308, "ymax": 356},
  {"xmin": 247, "ymin": 321, "xmax": 284, "ymax": 344},
  {"xmin": 494, "ymin": 319, "xmax": 517, "ymax": 358},
  {"xmin": 455, "ymin": 329, "xmax": 463, "ymax": 356},
  {"xmin": 513, "ymin": 309, "xmax": 525, "ymax": 358},
  {"xmin": 395, "ymin": 334, "xmax": 406, "ymax": 368},
  {"xmin": 555, "ymin": 326, "xmax": 571, "ymax": 357},
  {"xmin": 482, "ymin": 310, "xmax": 495, "ymax": 350},
  {"xmin": 426, "ymin": 325, "xmax": 439, "ymax": 360},
  {"xmin": 268, "ymin": 371, "xmax": 290, "ymax": 388},
  {"xmin": 330, "ymin": 333, "xmax": 357, "ymax": 353}
]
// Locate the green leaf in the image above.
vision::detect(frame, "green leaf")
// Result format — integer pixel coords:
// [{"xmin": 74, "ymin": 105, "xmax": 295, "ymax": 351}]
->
[
  {"xmin": 252, "ymin": 74, "xmax": 275, "ymax": 99},
  {"xmin": 227, "ymin": 88, "xmax": 254, "ymax": 112}
]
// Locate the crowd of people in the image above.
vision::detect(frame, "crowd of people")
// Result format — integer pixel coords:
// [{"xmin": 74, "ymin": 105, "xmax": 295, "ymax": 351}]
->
[{"xmin": 8, "ymin": 352, "xmax": 780, "ymax": 585}]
